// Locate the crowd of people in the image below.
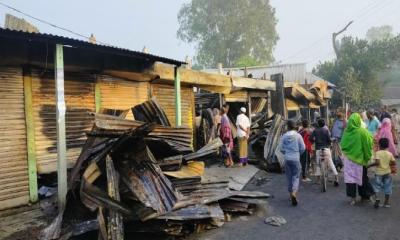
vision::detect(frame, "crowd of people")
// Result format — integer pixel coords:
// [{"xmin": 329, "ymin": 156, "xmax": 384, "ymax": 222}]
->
[
  {"xmin": 212, "ymin": 103, "xmax": 399, "ymax": 209},
  {"xmin": 280, "ymin": 105, "xmax": 399, "ymax": 208}
]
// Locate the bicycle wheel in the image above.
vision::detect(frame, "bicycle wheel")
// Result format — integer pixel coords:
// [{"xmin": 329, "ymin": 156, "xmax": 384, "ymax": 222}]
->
[{"xmin": 320, "ymin": 151, "xmax": 327, "ymax": 192}]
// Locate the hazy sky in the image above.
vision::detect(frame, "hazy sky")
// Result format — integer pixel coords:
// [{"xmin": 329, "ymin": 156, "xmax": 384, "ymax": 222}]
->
[{"xmin": 1, "ymin": 0, "xmax": 400, "ymax": 70}]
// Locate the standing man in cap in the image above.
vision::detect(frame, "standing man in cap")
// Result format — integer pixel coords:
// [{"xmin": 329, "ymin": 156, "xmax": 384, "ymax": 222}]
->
[{"xmin": 236, "ymin": 107, "xmax": 251, "ymax": 166}]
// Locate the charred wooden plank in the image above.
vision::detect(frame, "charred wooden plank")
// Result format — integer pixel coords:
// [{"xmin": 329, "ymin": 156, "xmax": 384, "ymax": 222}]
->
[
  {"xmin": 106, "ymin": 156, "xmax": 124, "ymax": 240},
  {"xmin": 97, "ymin": 207, "xmax": 107, "ymax": 240}
]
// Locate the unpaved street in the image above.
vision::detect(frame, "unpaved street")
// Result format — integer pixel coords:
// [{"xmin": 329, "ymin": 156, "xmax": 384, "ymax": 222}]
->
[{"xmin": 191, "ymin": 170, "xmax": 400, "ymax": 240}]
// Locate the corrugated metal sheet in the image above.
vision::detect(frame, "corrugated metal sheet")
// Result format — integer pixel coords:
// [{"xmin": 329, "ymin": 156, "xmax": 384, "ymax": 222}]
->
[
  {"xmin": 151, "ymin": 84, "xmax": 194, "ymax": 130},
  {"xmin": 32, "ymin": 70, "xmax": 95, "ymax": 173},
  {"xmin": 204, "ymin": 63, "xmax": 307, "ymax": 83},
  {"xmin": 0, "ymin": 28, "xmax": 185, "ymax": 66},
  {"xmin": 98, "ymin": 75, "xmax": 149, "ymax": 120},
  {"xmin": 225, "ymin": 91, "xmax": 248, "ymax": 102},
  {"xmin": 0, "ymin": 67, "xmax": 29, "ymax": 209}
]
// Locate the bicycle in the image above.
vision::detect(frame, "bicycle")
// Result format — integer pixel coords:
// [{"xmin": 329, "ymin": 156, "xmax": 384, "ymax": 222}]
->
[{"xmin": 319, "ymin": 148, "xmax": 328, "ymax": 192}]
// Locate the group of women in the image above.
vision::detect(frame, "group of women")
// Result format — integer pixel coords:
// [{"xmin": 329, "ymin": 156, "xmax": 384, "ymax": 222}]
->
[{"xmin": 341, "ymin": 112, "xmax": 398, "ymax": 205}]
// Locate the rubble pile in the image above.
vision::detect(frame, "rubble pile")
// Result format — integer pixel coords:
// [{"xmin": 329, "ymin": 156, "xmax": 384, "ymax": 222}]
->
[
  {"xmin": 40, "ymin": 99, "xmax": 270, "ymax": 240},
  {"xmin": 249, "ymin": 114, "xmax": 285, "ymax": 171}
]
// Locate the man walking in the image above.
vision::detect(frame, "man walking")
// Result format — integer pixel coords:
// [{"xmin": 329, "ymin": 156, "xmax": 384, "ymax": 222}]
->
[
  {"xmin": 236, "ymin": 107, "xmax": 250, "ymax": 166},
  {"xmin": 332, "ymin": 111, "xmax": 346, "ymax": 140},
  {"xmin": 310, "ymin": 118, "xmax": 340, "ymax": 186},
  {"xmin": 366, "ymin": 110, "xmax": 381, "ymax": 135},
  {"xmin": 391, "ymin": 109, "xmax": 400, "ymax": 152},
  {"xmin": 280, "ymin": 120, "xmax": 305, "ymax": 206}
]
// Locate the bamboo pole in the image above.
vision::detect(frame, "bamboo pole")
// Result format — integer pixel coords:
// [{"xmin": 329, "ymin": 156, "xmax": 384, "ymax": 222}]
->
[{"xmin": 23, "ymin": 67, "xmax": 38, "ymax": 203}]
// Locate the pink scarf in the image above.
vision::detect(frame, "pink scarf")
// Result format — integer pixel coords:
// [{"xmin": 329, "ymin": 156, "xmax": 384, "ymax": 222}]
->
[
  {"xmin": 220, "ymin": 114, "xmax": 233, "ymax": 149},
  {"xmin": 375, "ymin": 118, "xmax": 397, "ymax": 156}
]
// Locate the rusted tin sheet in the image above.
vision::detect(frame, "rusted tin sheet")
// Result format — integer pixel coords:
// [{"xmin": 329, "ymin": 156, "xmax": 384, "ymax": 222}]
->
[
  {"xmin": 132, "ymin": 97, "xmax": 171, "ymax": 126},
  {"xmin": 0, "ymin": 67, "xmax": 29, "ymax": 210},
  {"xmin": 158, "ymin": 203, "xmax": 224, "ymax": 221}
]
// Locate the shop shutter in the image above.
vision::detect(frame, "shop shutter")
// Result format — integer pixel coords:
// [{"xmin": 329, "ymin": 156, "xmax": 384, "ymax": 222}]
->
[
  {"xmin": 151, "ymin": 84, "xmax": 194, "ymax": 130},
  {"xmin": 0, "ymin": 67, "xmax": 29, "ymax": 209},
  {"xmin": 32, "ymin": 70, "xmax": 95, "ymax": 174},
  {"xmin": 97, "ymin": 75, "xmax": 149, "ymax": 120}
]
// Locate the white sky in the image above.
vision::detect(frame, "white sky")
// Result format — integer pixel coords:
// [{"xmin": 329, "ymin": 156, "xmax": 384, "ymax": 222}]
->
[{"xmin": 1, "ymin": 0, "xmax": 400, "ymax": 70}]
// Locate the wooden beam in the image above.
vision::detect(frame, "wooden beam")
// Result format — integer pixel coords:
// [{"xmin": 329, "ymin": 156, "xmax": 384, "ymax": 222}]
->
[
  {"xmin": 148, "ymin": 62, "xmax": 231, "ymax": 89},
  {"xmin": 271, "ymin": 74, "xmax": 287, "ymax": 119},
  {"xmin": 23, "ymin": 67, "xmax": 38, "ymax": 203},
  {"xmin": 248, "ymin": 95, "xmax": 252, "ymax": 126},
  {"xmin": 55, "ymin": 44, "xmax": 68, "ymax": 210},
  {"xmin": 232, "ymin": 77, "xmax": 276, "ymax": 91}
]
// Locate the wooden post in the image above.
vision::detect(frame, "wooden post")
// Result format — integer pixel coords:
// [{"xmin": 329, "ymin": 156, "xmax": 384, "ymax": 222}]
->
[
  {"xmin": 55, "ymin": 44, "xmax": 67, "ymax": 210},
  {"xmin": 248, "ymin": 94, "xmax": 252, "ymax": 126},
  {"xmin": 23, "ymin": 67, "xmax": 38, "ymax": 203},
  {"xmin": 271, "ymin": 74, "xmax": 287, "ymax": 119},
  {"xmin": 174, "ymin": 66, "xmax": 182, "ymax": 127},
  {"xmin": 217, "ymin": 63, "xmax": 223, "ymax": 74},
  {"xmin": 95, "ymin": 80, "xmax": 101, "ymax": 113}
]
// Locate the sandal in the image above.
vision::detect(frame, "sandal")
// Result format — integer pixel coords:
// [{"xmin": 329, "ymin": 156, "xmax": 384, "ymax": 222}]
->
[{"xmin": 291, "ymin": 195, "xmax": 298, "ymax": 206}]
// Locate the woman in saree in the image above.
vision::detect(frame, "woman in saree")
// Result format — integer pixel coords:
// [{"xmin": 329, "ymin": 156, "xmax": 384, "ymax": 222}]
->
[
  {"xmin": 341, "ymin": 113, "xmax": 374, "ymax": 206},
  {"xmin": 220, "ymin": 104, "xmax": 234, "ymax": 167},
  {"xmin": 375, "ymin": 118, "xmax": 398, "ymax": 158}
]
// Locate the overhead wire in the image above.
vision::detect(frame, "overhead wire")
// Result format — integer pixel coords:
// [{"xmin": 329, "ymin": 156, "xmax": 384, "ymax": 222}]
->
[
  {"xmin": 0, "ymin": 1, "xmax": 109, "ymax": 45},
  {"xmin": 351, "ymin": 0, "xmax": 397, "ymax": 31},
  {"xmin": 278, "ymin": 0, "xmax": 395, "ymax": 64},
  {"xmin": 352, "ymin": 0, "xmax": 399, "ymax": 33}
]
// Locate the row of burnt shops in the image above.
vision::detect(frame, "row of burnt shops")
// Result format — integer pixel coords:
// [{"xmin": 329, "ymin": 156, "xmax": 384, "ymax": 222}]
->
[{"xmin": 0, "ymin": 28, "xmax": 330, "ymax": 211}]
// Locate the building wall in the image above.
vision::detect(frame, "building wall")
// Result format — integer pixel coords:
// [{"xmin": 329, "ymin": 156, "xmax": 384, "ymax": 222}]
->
[
  {"xmin": 0, "ymin": 67, "xmax": 194, "ymax": 210},
  {"xmin": 31, "ymin": 70, "xmax": 95, "ymax": 174},
  {"xmin": 97, "ymin": 75, "xmax": 149, "ymax": 120}
]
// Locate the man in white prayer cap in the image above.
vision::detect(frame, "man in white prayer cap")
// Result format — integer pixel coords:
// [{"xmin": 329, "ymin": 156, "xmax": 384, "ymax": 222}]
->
[{"xmin": 236, "ymin": 107, "xmax": 251, "ymax": 166}]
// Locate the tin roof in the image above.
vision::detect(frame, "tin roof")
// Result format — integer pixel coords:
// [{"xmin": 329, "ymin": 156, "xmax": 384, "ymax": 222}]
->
[{"xmin": 0, "ymin": 27, "xmax": 185, "ymax": 65}]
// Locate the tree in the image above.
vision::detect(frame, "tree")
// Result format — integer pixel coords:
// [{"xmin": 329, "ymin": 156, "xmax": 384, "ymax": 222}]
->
[
  {"xmin": 366, "ymin": 25, "xmax": 394, "ymax": 42},
  {"xmin": 234, "ymin": 55, "xmax": 263, "ymax": 68},
  {"xmin": 177, "ymin": 0, "xmax": 278, "ymax": 68},
  {"xmin": 314, "ymin": 36, "xmax": 400, "ymax": 109}
]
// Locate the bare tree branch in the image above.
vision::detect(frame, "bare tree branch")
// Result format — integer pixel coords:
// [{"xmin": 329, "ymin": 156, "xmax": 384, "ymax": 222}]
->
[{"xmin": 332, "ymin": 21, "xmax": 354, "ymax": 58}]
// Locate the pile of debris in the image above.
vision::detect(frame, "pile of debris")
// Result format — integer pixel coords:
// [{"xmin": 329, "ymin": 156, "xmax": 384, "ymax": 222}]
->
[
  {"xmin": 40, "ymin": 99, "xmax": 270, "ymax": 239},
  {"xmin": 249, "ymin": 114, "xmax": 285, "ymax": 171}
]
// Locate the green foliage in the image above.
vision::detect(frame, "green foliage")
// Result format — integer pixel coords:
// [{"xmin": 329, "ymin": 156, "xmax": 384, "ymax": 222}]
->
[
  {"xmin": 366, "ymin": 25, "xmax": 394, "ymax": 42},
  {"xmin": 314, "ymin": 35, "xmax": 400, "ymax": 109},
  {"xmin": 177, "ymin": 0, "xmax": 278, "ymax": 68},
  {"xmin": 234, "ymin": 56, "xmax": 263, "ymax": 68}
]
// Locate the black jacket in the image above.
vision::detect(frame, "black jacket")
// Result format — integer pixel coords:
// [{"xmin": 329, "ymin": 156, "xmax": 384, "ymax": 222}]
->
[{"xmin": 310, "ymin": 127, "xmax": 331, "ymax": 150}]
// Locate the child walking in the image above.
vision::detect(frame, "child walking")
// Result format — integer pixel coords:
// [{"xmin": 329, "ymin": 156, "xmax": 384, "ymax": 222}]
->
[{"xmin": 371, "ymin": 138, "xmax": 397, "ymax": 208}]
